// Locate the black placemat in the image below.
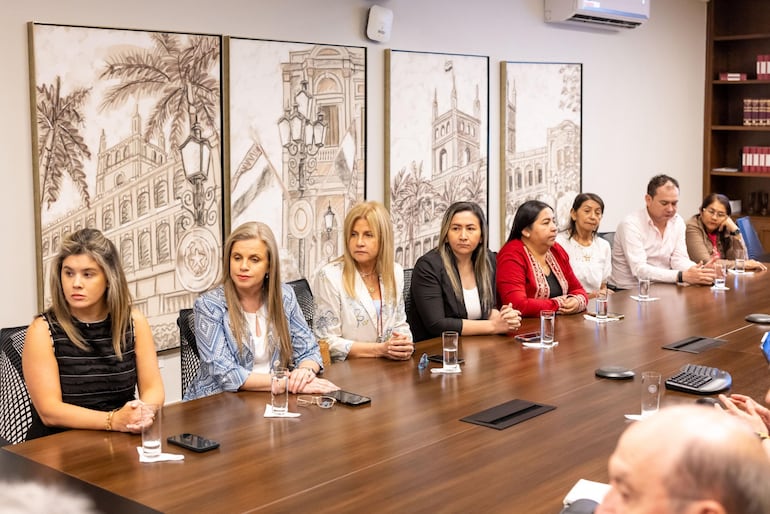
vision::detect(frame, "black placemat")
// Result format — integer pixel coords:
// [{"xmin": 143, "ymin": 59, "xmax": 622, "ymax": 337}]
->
[
  {"xmin": 661, "ymin": 336, "xmax": 726, "ymax": 354},
  {"xmin": 460, "ymin": 399, "xmax": 556, "ymax": 430}
]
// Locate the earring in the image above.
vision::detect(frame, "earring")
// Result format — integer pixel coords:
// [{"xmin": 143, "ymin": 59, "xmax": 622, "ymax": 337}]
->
[
  {"xmin": 523, "ymin": 232, "xmax": 530, "ymax": 238},
  {"xmin": 265, "ymin": 273, "xmax": 269, "ymax": 279}
]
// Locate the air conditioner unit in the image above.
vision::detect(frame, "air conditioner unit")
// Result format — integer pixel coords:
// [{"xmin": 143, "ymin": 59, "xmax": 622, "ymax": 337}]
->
[{"xmin": 545, "ymin": 0, "xmax": 650, "ymax": 30}]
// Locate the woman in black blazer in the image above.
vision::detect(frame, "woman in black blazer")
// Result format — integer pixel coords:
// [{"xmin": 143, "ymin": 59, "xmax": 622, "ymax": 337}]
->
[{"xmin": 407, "ymin": 202, "xmax": 521, "ymax": 342}]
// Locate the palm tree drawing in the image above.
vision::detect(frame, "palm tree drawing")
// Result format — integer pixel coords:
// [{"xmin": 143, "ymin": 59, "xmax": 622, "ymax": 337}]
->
[
  {"xmin": 98, "ymin": 33, "xmax": 220, "ymax": 150},
  {"xmin": 391, "ymin": 160, "xmax": 435, "ymax": 265},
  {"xmin": 36, "ymin": 76, "xmax": 92, "ymax": 210}
]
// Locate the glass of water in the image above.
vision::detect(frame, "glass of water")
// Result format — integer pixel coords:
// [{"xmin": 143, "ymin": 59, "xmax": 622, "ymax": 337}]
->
[
  {"xmin": 714, "ymin": 262, "xmax": 726, "ymax": 289},
  {"xmin": 595, "ymin": 290, "xmax": 608, "ymax": 320},
  {"xmin": 734, "ymin": 249, "xmax": 746, "ymax": 273}
]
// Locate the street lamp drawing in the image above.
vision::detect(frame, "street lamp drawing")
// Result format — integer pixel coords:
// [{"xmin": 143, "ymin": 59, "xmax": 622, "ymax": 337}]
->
[
  {"xmin": 278, "ymin": 79, "xmax": 327, "ymax": 275},
  {"xmin": 179, "ymin": 121, "xmax": 216, "ymax": 227},
  {"xmin": 324, "ymin": 202, "xmax": 336, "ymax": 239}
]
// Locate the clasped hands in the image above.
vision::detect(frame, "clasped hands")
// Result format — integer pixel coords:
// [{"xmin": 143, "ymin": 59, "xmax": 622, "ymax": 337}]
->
[
  {"xmin": 490, "ymin": 303, "xmax": 522, "ymax": 333},
  {"xmin": 378, "ymin": 332, "xmax": 414, "ymax": 361}
]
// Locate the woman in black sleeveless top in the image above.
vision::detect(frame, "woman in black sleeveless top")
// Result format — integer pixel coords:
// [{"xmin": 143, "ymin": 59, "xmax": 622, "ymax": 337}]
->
[{"xmin": 23, "ymin": 229, "xmax": 164, "ymax": 440}]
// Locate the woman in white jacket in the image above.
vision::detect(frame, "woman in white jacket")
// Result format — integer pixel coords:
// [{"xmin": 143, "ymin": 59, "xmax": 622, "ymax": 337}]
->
[{"xmin": 313, "ymin": 201, "xmax": 414, "ymax": 362}]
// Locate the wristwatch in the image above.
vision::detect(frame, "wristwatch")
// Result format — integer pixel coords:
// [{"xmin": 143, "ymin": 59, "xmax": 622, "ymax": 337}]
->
[{"xmin": 730, "ymin": 229, "xmax": 740, "ymax": 236}]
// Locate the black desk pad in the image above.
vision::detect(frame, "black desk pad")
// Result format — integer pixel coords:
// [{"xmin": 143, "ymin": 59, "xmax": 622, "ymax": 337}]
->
[
  {"xmin": 661, "ymin": 336, "xmax": 726, "ymax": 354},
  {"xmin": 460, "ymin": 399, "xmax": 556, "ymax": 430}
]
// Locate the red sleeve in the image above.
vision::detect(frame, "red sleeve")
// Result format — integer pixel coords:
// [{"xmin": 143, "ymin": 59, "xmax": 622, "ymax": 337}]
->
[{"xmin": 496, "ymin": 240, "xmax": 560, "ymax": 317}]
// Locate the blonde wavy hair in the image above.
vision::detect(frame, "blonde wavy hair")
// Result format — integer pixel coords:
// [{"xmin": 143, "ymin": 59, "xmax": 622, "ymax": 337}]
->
[
  {"xmin": 338, "ymin": 201, "xmax": 397, "ymax": 304},
  {"xmin": 221, "ymin": 222, "xmax": 291, "ymax": 367}
]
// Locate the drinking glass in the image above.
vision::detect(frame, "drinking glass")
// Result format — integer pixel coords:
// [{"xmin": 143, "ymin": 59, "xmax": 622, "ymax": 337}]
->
[
  {"xmin": 638, "ymin": 277, "xmax": 651, "ymax": 300},
  {"xmin": 140, "ymin": 404, "xmax": 162, "ymax": 457},
  {"xmin": 442, "ymin": 331, "xmax": 460, "ymax": 371},
  {"xmin": 641, "ymin": 372, "xmax": 662, "ymax": 418},
  {"xmin": 734, "ymin": 249, "xmax": 746, "ymax": 273},
  {"xmin": 714, "ymin": 262, "xmax": 726, "ymax": 288},
  {"xmin": 595, "ymin": 290, "xmax": 608, "ymax": 319},
  {"xmin": 271, "ymin": 367, "xmax": 289, "ymax": 415},
  {"xmin": 540, "ymin": 310, "xmax": 556, "ymax": 347}
]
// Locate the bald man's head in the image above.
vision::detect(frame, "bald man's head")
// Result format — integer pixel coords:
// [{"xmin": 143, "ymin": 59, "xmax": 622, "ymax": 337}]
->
[{"xmin": 597, "ymin": 405, "xmax": 770, "ymax": 514}]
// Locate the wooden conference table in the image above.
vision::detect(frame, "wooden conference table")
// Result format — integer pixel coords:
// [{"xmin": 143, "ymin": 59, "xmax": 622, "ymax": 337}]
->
[{"xmin": 6, "ymin": 271, "xmax": 770, "ymax": 513}]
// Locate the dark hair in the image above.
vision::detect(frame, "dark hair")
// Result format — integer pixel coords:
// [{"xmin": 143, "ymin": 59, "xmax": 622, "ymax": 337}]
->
[
  {"xmin": 647, "ymin": 174, "xmax": 680, "ymax": 197},
  {"xmin": 438, "ymin": 202, "xmax": 494, "ymax": 315},
  {"xmin": 507, "ymin": 200, "xmax": 553, "ymax": 242},
  {"xmin": 699, "ymin": 193, "xmax": 731, "ymax": 216},
  {"xmin": 567, "ymin": 193, "xmax": 605, "ymax": 239}
]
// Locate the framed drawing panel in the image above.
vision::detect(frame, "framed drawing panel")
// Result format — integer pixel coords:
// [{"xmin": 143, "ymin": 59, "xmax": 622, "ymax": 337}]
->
[
  {"xmin": 500, "ymin": 61, "xmax": 582, "ymax": 241},
  {"xmin": 28, "ymin": 23, "xmax": 224, "ymax": 350},
  {"xmin": 226, "ymin": 37, "xmax": 366, "ymax": 281},
  {"xmin": 386, "ymin": 49, "xmax": 489, "ymax": 268}
]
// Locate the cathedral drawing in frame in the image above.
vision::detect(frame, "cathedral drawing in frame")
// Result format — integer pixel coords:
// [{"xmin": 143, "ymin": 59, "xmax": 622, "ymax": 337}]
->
[
  {"xmin": 386, "ymin": 50, "xmax": 489, "ymax": 268},
  {"xmin": 28, "ymin": 23, "xmax": 223, "ymax": 350},
  {"xmin": 500, "ymin": 61, "xmax": 582, "ymax": 240}
]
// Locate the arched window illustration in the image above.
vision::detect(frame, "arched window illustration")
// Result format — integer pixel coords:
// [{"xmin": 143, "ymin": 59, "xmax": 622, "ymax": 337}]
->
[
  {"xmin": 123, "ymin": 147, "xmax": 129, "ymax": 159},
  {"xmin": 527, "ymin": 168, "xmax": 533, "ymax": 186},
  {"xmin": 516, "ymin": 170, "xmax": 522, "ymax": 189},
  {"xmin": 52, "ymin": 235, "xmax": 60, "ymax": 253},
  {"xmin": 157, "ymin": 223, "xmax": 171, "ymax": 262},
  {"xmin": 86, "ymin": 216, "xmax": 96, "ymax": 229},
  {"xmin": 115, "ymin": 173, "xmax": 125, "ymax": 186},
  {"xmin": 120, "ymin": 197, "xmax": 132, "ymax": 224},
  {"xmin": 137, "ymin": 190, "xmax": 149, "ymax": 217},
  {"xmin": 139, "ymin": 231, "xmax": 151, "ymax": 267},
  {"xmin": 439, "ymin": 149, "xmax": 448, "ymax": 172},
  {"xmin": 103, "ymin": 207, "xmax": 114, "ymax": 230},
  {"xmin": 537, "ymin": 167, "xmax": 543, "ymax": 183},
  {"xmin": 121, "ymin": 238, "xmax": 134, "ymax": 272},
  {"xmin": 42, "ymin": 238, "xmax": 50, "ymax": 257},
  {"xmin": 155, "ymin": 180, "xmax": 168, "ymax": 207},
  {"xmin": 462, "ymin": 147, "xmax": 470, "ymax": 166},
  {"xmin": 395, "ymin": 247, "xmax": 403, "ymax": 263}
]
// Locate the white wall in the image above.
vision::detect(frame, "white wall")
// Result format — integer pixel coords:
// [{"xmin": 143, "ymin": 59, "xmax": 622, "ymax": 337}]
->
[{"xmin": 0, "ymin": 0, "xmax": 707, "ymax": 402}]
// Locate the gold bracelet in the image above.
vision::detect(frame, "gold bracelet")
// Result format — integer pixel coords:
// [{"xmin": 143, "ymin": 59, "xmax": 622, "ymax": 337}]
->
[
  {"xmin": 106, "ymin": 408, "xmax": 118, "ymax": 431},
  {"xmin": 756, "ymin": 431, "xmax": 770, "ymax": 441}
]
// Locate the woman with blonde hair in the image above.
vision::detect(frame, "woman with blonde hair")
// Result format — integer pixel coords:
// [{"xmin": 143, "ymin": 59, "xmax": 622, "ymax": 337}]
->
[
  {"xmin": 23, "ymin": 228, "xmax": 164, "ymax": 439},
  {"xmin": 314, "ymin": 201, "xmax": 413, "ymax": 361},
  {"xmin": 184, "ymin": 222, "xmax": 337, "ymax": 400}
]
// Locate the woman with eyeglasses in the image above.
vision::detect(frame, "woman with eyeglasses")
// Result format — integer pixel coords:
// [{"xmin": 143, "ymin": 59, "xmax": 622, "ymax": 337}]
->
[{"xmin": 685, "ymin": 193, "xmax": 766, "ymax": 271}]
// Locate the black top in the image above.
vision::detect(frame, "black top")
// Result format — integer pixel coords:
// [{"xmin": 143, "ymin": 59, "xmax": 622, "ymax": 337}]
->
[
  {"xmin": 407, "ymin": 248, "xmax": 497, "ymax": 342},
  {"xmin": 26, "ymin": 313, "xmax": 137, "ymax": 440},
  {"xmin": 545, "ymin": 272, "xmax": 564, "ymax": 298}
]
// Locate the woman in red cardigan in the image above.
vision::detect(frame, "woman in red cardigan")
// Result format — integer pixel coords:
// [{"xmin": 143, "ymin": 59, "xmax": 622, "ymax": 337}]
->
[{"xmin": 497, "ymin": 200, "xmax": 588, "ymax": 317}]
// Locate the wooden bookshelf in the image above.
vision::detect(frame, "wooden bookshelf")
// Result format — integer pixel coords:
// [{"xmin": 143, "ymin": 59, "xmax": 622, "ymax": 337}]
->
[{"xmin": 704, "ymin": 0, "xmax": 770, "ymax": 248}]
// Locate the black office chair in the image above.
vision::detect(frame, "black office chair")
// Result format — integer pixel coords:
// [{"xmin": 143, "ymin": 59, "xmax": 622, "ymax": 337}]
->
[
  {"xmin": 403, "ymin": 268, "xmax": 413, "ymax": 314},
  {"xmin": 0, "ymin": 326, "xmax": 32, "ymax": 445},
  {"xmin": 598, "ymin": 231, "xmax": 615, "ymax": 251},
  {"xmin": 287, "ymin": 278, "xmax": 314, "ymax": 329},
  {"xmin": 177, "ymin": 309, "xmax": 200, "ymax": 399}
]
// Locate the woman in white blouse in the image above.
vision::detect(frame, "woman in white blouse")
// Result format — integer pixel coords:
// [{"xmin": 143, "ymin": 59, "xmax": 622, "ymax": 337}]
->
[
  {"xmin": 313, "ymin": 201, "xmax": 414, "ymax": 362},
  {"xmin": 556, "ymin": 193, "xmax": 612, "ymax": 299}
]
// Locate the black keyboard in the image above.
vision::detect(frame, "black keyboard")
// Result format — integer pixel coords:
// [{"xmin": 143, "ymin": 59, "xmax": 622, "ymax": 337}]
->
[{"xmin": 665, "ymin": 364, "xmax": 732, "ymax": 395}]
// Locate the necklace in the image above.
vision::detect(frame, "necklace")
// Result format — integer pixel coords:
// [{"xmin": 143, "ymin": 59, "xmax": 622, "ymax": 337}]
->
[{"xmin": 359, "ymin": 269, "xmax": 376, "ymax": 278}]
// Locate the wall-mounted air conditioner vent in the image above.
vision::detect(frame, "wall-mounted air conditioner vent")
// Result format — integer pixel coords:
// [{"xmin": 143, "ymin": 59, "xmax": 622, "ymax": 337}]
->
[{"xmin": 545, "ymin": 0, "xmax": 650, "ymax": 31}]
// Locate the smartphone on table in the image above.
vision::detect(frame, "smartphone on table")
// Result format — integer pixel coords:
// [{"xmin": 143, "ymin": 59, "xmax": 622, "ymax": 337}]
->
[
  {"xmin": 328, "ymin": 389, "xmax": 371, "ymax": 406},
  {"xmin": 514, "ymin": 331, "xmax": 541, "ymax": 342},
  {"xmin": 167, "ymin": 433, "xmax": 220, "ymax": 452}
]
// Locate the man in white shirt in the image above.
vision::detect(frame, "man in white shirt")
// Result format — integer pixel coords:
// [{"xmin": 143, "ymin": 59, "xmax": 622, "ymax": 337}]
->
[{"xmin": 609, "ymin": 175, "xmax": 715, "ymax": 289}]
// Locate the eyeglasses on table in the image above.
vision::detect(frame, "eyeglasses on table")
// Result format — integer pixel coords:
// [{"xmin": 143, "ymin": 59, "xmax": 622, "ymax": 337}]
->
[{"xmin": 297, "ymin": 395, "xmax": 336, "ymax": 408}]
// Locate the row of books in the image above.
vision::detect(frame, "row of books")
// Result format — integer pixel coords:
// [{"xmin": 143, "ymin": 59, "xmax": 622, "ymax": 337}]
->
[
  {"xmin": 743, "ymin": 98, "xmax": 770, "ymax": 126},
  {"xmin": 759, "ymin": 55, "xmax": 770, "ymax": 80},
  {"xmin": 742, "ymin": 146, "xmax": 770, "ymax": 173}
]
